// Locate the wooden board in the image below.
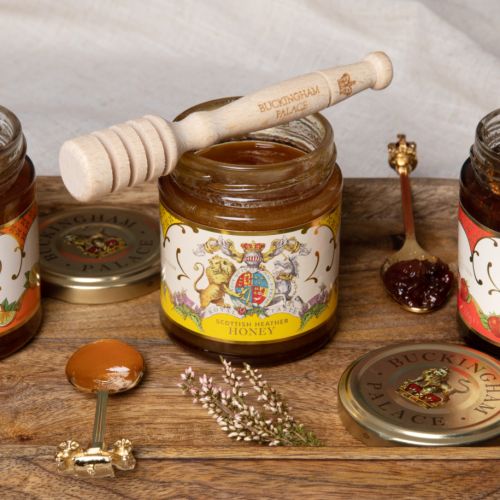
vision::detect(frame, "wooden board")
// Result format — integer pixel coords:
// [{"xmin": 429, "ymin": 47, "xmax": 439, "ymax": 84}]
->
[{"xmin": 0, "ymin": 177, "xmax": 498, "ymax": 499}]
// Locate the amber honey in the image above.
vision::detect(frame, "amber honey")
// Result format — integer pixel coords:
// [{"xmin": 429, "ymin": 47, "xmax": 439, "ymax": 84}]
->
[
  {"xmin": 66, "ymin": 339, "xmax": 144, "ymax": 393},
  {"xmin": 159, "ymin": 98, "xmax": 342, "ymax": 364},
  {"xmin": 197, "ymin": 140, "xmax": 305, "ymax": 165}
]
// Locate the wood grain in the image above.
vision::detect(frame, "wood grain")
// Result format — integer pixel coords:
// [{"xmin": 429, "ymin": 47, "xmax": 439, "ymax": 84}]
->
[
  {"xmin": 1, "ymin": 459, "xmax": 498, "ymax": 500},
  {"xmin": 0, "ymin": 177, "xmax": 498, "ymax": 499}
]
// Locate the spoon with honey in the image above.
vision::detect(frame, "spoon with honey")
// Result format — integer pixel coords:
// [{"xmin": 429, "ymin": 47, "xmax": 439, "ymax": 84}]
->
[
  {"xmin": 381, "ymin": 135, "xmax": 454, "ymax": 313},
  {"xmin": 56, "ymin": 339, "xmax": 144, "ymax": 478}
]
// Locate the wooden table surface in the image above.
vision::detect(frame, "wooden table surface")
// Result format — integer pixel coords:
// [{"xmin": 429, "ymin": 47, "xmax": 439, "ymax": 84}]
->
[{"xmin": 0, "ymin": 177, "xmax": 498, "ymax": 499}]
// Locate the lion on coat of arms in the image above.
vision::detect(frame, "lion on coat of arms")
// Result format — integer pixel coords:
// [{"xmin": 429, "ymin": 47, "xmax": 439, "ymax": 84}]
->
[{"xmin": 194, "ymin": 256, "xmax": 241, "ymax": 309}]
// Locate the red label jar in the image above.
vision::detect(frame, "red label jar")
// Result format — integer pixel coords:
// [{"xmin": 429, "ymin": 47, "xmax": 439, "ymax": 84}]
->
[
  {"xmin": 458, "ymin": 109, "xmax": 500, "ymax": 358},
  {"xmin": 0, "ymin": 106, "xmax": 42, "ymax": 358}
]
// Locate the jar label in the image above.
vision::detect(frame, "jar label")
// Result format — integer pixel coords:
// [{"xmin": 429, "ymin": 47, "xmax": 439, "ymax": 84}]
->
[
  {"xmin": 458, "ymin": 204, "xmax": 500, "ymax": 346},
  {"xmin": 0, "ymin": 202, "xmax": 40, "ymax": 336},
  {"xmin": 160, "ymin": 204, "xmax": 340, "ymax": 343}
]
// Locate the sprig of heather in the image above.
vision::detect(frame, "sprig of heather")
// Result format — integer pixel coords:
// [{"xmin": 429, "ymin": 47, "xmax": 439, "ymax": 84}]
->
[
  {"xmin": 242, "ymin": 362, "xmax": 321, "ymax": 446},
  {"xmin": 179, "ymin": 359, "xmax": 321, "ymax": 447}
]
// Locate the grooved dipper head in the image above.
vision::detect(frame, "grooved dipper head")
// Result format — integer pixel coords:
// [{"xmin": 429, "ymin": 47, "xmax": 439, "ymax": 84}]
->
[{"xmin": 59, "ymin": 135, "xmax": 114, "ymax": 202}]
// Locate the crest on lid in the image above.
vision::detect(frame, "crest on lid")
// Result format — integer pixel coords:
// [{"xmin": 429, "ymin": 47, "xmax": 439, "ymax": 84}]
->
[{"xmin": 338, "ymin": 342, "xmax": 500, "ymax": 446}]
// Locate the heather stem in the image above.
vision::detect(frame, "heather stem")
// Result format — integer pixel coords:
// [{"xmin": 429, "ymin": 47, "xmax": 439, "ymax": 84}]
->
[{"xmin": 180, "ymin": 359, "xmax": 321, "ymax": 447}]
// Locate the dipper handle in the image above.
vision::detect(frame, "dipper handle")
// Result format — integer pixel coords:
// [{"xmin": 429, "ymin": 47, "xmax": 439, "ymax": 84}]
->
[{"xmin": 60, "ymin": 52, "xmax": 392, "ymax": 202}]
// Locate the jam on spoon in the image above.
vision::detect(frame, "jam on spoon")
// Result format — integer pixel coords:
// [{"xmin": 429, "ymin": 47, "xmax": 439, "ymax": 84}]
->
[
  {"xmin": 56, "ymin": 339, "xmax": 144, "ymax": 478},
  {"xmin": 381, "ymin": 135, "xmax": 454, "ymax": 313},
  {"xmin": 382, "ymin": 258, "xmax": 454, "ymax": 310}
]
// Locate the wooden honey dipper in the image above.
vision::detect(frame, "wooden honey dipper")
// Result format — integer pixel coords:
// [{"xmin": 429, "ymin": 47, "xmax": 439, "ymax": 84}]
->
[{"xmin": 60, "ymin": 52, "xmax": 393, "ymax": 201}]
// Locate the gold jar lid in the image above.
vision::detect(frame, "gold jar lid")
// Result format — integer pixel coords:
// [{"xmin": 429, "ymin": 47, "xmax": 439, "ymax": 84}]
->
[
  {"xmin": 338, "ymin": 342, "xmax": 499, "ymax": 446},
  {"xmin": 39, "ymin": 207, "xmax": 160, "ymax": 304}
]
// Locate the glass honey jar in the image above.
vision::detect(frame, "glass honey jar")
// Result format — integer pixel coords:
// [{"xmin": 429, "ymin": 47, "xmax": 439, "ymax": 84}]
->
[
  {"xmin": 458, "ymin": 109, "xmax": 500, "ymax": 358},
  {"xmin": 159, "ymin": 98, "xmax": 342, "ymax": 364},
  {"xmin": 0, "ymin": 105, "xmax": 42, "ymax": 358}
]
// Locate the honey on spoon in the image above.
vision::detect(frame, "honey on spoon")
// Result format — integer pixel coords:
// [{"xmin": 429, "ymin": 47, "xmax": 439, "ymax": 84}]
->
[
  {"xmin": 56, "ymin": 339, "xmax": 144, "ymax": 478},
  {"xmin": 381, "ymin": 135, "xmax": 454, "ymax": 313},
  {"xmin": 66, "ymin": 338, "xmax": 144, "ymax": 393}
]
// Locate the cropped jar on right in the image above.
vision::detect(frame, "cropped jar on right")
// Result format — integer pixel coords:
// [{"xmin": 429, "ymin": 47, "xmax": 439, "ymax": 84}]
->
[{"xmin": 458, "ymin": 109, "xmax": 500, "ymax": 358}]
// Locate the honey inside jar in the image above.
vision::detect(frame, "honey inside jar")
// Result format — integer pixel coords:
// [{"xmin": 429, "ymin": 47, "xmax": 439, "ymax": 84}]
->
[
  {"xmin": 196, "ymin": 140, "xmax": 305, "ymax": 165},
  {"xmin": 66, "ymin": 339, "xmax": 144, "ymax": 393},
  {"xmin": 159, "ymin": 98, "xmax": 342, "ymax": 365}
]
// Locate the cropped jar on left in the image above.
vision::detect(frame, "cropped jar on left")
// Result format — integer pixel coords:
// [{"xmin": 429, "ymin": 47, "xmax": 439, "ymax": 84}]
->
[{"xmin": 0, "ymin": 105, "xmax": 42, "ymax": 358}]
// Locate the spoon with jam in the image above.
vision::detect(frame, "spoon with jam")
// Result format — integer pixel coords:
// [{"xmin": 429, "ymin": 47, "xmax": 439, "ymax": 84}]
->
[
  {"xmin": 381, "ymin": 135, "xmax": 454, "ymax": 313},
  {"xmin": 56, "ymin": 339, "xmax": 144, "ymax": 477}
]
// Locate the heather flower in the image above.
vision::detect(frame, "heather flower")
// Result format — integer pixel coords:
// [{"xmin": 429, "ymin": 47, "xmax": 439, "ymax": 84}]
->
[{"xmin": 179, "ymin": 358, "xmax": 321, "ymax": 447}]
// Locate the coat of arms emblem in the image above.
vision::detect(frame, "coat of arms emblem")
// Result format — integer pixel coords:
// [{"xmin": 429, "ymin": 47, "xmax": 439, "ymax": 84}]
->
[
  {"xmin": 64, "ymin": 230, "xmax": 127, "ymax": 258},
  {"xmin": 193, "ymin": 235, "xmax": 310, "ymax": 314},
  {"xmin": 397, "ymin": 367, "xmax": 454, "ymax": 409},
  {"xmin": 229, "ymin": 242, "xmax": 276, "ymax": 309}
]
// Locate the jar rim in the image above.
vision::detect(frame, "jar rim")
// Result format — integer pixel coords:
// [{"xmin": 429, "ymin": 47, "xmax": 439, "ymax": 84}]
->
[
  {"xmin": 174, "ymin": 97, "xmax": 335, "ymax": 172},
  {"xmin": 476, "ymin": 108, "xmax": 500, "ymax": 159},
  {"xmin": 0, "ymin": 105, "xmax": 22, "ymax": 153},
  {"xmin": 0, "ymin": 105, "xmax": 26, "ymax": 189}
]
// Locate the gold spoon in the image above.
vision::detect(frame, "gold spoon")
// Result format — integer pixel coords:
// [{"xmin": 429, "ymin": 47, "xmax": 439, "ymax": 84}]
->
[
  {"xmin": 381, "ymin": 135, "xmax": 454, "ymax": 313},
  {"xmin": 56, "ymin": 339, "xmax": 145, "ymax": 478}
]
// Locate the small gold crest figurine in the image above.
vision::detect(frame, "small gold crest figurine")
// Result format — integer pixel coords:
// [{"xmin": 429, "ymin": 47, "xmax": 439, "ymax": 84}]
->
[
  {"xmin": 55, "ymin": 439, "xmax": 136, "ymax": 478},
  {"xmin": 388, "ymin": 134, "xmax": 417, "ymax": 175}
]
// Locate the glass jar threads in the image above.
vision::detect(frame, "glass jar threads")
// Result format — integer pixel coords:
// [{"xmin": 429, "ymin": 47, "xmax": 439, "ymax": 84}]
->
[
  {"xmin": 458, "ymin": 109, "xmax": 500, "ymax": 358},
  {"xmin": 159, "ymin": 98, "xmax": 342, "ymax": 364},
  {"xmin": 0, "ymin": 105, "xmax": 41, "ymax": 358}
]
